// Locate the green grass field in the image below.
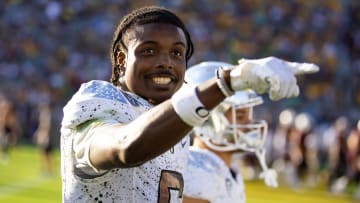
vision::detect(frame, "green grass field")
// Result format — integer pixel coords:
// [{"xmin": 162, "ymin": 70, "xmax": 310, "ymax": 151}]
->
[{"xmin": 0, "ymin": 145, "xmax": 357, "ymax": 203}]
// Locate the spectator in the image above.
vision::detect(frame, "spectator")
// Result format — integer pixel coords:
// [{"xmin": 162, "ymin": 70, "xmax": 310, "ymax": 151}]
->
[{"xmin": 0, "ymin": 94, "xmax": 20, "ymax": 164}]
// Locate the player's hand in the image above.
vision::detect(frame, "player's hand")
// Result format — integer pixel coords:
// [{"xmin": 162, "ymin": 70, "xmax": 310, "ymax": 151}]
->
[
  {"xmin": 230, "ymin": 56, "xmax": 319, "ymax": 101},
  {"xmin": 259, "ymin": 169, "xmax": 279, "ymax": 188}
]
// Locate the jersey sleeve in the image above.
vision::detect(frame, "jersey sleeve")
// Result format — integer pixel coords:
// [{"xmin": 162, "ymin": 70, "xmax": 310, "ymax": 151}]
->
[
  {"xmin": 62, "ymin": 80, "xmax": 138, "ymax": 129},
  {"xmin": 72, "ymin": 118, "xmax": 119, "ymax": 175},
  {"xmin": 61, "ymin": 80, "xmax": 152, "ymax": 177}
]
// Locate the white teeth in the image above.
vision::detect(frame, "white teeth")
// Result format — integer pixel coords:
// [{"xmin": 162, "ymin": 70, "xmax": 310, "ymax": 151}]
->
[{"xmin": 152, "ymin": 77, "xmax": 171, "ymax": 85}]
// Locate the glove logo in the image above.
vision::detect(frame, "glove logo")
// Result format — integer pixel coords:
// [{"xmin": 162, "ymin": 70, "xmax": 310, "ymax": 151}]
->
[{"xmin": 195, "ymin": 106, "xmax": 209, "ymax": 118}]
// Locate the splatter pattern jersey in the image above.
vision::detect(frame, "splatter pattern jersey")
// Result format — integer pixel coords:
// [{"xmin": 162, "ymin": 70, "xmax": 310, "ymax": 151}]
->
[
  {"xmin": 183, "ymin": 147, "xmax": 246, "ymax": 203},
  {"xmin": 61, "ymin": 80, "xmax": 190, "ymax": 203}
]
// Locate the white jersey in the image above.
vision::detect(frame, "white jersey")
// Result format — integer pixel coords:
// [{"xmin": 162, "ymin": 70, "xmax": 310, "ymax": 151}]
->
[
  {"xmin": 61, "ymin": 80, "xmax": 190, "ymax": 203},
  {"xmin": 183, "ymin": 147, "xmax": 246, "ymax": 203}
]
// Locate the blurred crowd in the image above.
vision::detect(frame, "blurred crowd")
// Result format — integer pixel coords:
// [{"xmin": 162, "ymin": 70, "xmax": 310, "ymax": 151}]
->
[
  {"xmin": 0, "ymin": 0, "xmax": 359, "ymax": 198},
  {"xmin": 267, "ymin": 110, "xmax": 360, "ymax": 198}
]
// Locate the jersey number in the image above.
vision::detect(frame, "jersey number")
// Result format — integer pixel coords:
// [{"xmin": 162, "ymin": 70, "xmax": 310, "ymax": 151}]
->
[{"xmin": 158, "ymin": 170, "xmax": 184, "ymax": 203}]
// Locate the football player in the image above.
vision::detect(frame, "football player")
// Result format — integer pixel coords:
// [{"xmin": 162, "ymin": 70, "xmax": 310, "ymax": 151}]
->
[
  {"xmin": 60, "ymin": 6, "xmax": 318, "ymax": 203},
  {"xmin": 183, "ymin": 62, "xmax": 278, "ymax": 203}
]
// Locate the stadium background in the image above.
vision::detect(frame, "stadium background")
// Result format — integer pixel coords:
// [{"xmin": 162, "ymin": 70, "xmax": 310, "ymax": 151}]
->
[{"xmin": 0, "ymin": 0, "xmax": 359, "ymax": 202}]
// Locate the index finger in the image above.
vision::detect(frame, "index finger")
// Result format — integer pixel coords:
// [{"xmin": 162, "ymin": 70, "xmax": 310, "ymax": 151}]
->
[{"xmin": 285, "ymin": 61, "xmax": 320, "ymax": 75}]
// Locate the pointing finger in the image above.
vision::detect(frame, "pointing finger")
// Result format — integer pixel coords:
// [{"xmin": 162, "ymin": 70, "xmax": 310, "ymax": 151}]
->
[{"xmin": 285, "ymin": 61, "xmax": 320, "ymax": 75}]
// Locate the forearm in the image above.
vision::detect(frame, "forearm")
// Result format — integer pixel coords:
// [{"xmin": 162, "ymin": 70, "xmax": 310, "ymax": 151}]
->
[{"xmin": 118, "ymin": 100, "xmax": 191, "ymax": 165}]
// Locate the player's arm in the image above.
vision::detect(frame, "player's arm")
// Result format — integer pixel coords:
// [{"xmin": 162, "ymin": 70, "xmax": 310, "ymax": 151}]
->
[
  {"xmin": 88, "ymin": 77, "xmax": 225, "ymax": 170},
  {"xmin": 183, "ymin": 196, "xmax": 209, "ymax": 203}
]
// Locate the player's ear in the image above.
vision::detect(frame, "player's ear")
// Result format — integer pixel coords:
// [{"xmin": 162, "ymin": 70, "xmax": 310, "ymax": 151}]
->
[{"xmin": 116, "ymin": 51, "xmax": 126, "ymax": 73}]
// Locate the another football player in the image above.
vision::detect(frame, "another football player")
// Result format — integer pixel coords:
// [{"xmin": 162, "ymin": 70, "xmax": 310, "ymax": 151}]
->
[{"xmin": 183, "ymin": 62, "xmax": 278, "ymax": 203}]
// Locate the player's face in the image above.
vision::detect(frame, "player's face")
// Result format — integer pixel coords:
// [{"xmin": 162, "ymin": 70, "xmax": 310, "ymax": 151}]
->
[
  {"xmin": 223, "ymin": 106, "xmax": 256, "ymax": 137},
  {"xmin": 224, "ymin": 107, "xmax": 251, "ymax": 126},
  {"xmin": 119, "ymin": 23, "xmax": 187, "ymax": 105}
]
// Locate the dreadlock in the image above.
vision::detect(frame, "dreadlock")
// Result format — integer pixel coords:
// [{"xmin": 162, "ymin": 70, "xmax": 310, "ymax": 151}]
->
[{"xmin": 110, "ymin": 6, "xmax": 194, "ymax": 86}]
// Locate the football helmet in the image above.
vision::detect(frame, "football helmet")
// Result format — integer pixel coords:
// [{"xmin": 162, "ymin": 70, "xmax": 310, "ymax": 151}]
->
[
  {"xmin": 186, "ymin": 61, "xmax": 278, "ymax": 187},
  {"xmin": 185, "ymin": 61, "xmax": 234, "ymax": 85},
  {"xmin": 185, "ymin": 61, "xmax": 267, "ymax": 152}
]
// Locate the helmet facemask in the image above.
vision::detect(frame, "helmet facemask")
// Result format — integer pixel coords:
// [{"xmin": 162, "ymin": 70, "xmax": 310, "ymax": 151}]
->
[{"xmin": 195, "ymin": 91, "xmax": 267, "ymax": 153}]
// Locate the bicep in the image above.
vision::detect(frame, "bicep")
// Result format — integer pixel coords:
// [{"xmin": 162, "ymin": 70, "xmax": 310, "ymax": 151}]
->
[
  {"xmin": 73, "ymin": 119, "xmax": 126, "ymax": 173},
  {"xmin": 87, "ymin": 121, "xmax": 129, "ymax": 170}
]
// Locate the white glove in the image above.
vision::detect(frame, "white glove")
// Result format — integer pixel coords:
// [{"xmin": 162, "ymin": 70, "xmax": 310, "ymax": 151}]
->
[
  {"xmin": 259, "ymin": 169, "xmax": 279, "ymax": 188},
  {"xmin": 230, "ymin": 56, "xmax": 319, "ymax": 101}
]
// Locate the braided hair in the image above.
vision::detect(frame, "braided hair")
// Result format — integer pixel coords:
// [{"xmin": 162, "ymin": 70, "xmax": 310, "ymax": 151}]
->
[{"xmin": 110, "ymin": 6, "xmax": 194, "ymax": 86}]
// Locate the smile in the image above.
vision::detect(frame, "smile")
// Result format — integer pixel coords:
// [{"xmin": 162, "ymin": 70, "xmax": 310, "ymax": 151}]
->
[{"xmin": 152, "ymin": 76, "xmax": 172, "ymax": 85}]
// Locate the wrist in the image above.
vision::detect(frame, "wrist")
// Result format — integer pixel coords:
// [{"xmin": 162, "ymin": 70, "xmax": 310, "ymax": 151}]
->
[
  {"xmin": 171, "ymin": 85, "xmax": 210, "ymax": 127},
  {"xmin": 222, "ymin": 69, "xmax": 234, "ymax": 91}
]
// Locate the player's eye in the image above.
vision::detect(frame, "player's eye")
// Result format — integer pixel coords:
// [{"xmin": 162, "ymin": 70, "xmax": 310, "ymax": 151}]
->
[
  {"xmin": 141, "ymin": 48, "xmax": 156, "ymax": 55},
  {"xmin": 171, "ymin": 49, "xmax": 184, "ymax": 58}
]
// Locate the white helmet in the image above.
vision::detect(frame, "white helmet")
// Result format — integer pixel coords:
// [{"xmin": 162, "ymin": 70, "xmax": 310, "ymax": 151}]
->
[
  {"xmin": 185, "ymin": 61, "xmax": 268, "ymax": 152},
  {"xmin": 186, "ymin": 61, "xmax": 277, "ymax": 187},
  {"xmin": 185, "ymin": 61, "xmax": 233, "ymax": 85}
]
